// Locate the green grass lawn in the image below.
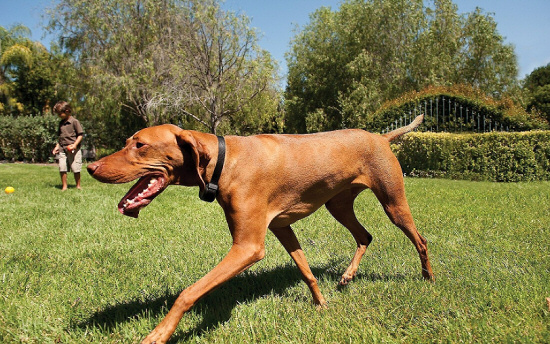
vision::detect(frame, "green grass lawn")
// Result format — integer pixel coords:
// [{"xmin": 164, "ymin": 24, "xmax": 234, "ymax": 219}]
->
[{"xmin": 1, "ymin": 163, "xmax": 549, "ymax": 343}]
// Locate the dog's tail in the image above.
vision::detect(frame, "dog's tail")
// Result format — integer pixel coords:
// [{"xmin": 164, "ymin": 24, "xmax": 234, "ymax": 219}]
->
[{"xmin": 381, "ymin": 114, "xmax": 424, "ymax": 142}]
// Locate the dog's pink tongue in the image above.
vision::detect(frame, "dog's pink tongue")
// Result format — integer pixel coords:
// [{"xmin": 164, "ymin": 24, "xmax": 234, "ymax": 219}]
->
[{"xmin": 117, "ymin": 176, "xmax": 164, "ymax": 218}]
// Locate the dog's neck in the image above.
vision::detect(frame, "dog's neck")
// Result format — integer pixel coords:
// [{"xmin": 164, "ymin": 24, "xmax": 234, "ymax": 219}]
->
[{"xmin": 199, "ymin": 136, "xmax": 225, "ymax": 202}]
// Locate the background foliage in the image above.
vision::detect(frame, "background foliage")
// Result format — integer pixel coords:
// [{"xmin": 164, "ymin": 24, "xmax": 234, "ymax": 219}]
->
[
  {"xmin": 523, "ymin": 63, "xmax": 550, "ymax": 123},
  {"xmin": 0, "ymin": 116, "xmax": 96, "ymax": 162},
  {"xmin": 392, "ymin": 131, "xmax": 550, "ymax": 182},
  {"xmin": 0, "ymin": 115, "xmax": 58, "ymax": 162},
  {"xmin": 371, "ymin": 84, "xmax": 549, "ymax": 132},
  {"xmin": 46, "ymin": 0, "xmax": 281, "ymax": 134},
  {"xmin": 3, "ymin": 113, "xmax": 550, "ymax": 184},
  {"xmin": 284, "ymin": 0, "xmax": 520, "ymax": 133},
  {"xmin": 0, "ymin": 25, "xmax": 70, "ymax": 116}
]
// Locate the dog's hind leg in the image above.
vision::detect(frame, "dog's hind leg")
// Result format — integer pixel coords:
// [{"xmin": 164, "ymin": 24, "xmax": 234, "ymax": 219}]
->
[
  {"xmin": 325, "ymin": 189, "xmax": 373, "ymax": 286},
  {"xmin": 270, "ymin": 225, "xmax": 327, "ymax": 307},
  {"xmin": 371, "ymin": 178, "xmax": 435, "ymax": 281}
]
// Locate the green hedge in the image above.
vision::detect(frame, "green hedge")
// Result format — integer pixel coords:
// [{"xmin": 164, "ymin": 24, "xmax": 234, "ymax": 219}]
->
[
  {"xmin": 0, "ymin": 116, "xmax": 59, "ymax": 162},
  {"xmin": 3, "ymin": 115, "xmax": 550, "ymax": 182},
  {"xmin": 0, "ymin": 115, "xmax": 99, "ymax": 162},
  {"xmin": 392, "ymin": 131, "xmax": 550, "ymax": 182}
]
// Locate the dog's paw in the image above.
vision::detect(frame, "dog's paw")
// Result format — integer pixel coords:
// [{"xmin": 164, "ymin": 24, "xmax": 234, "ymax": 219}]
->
[
  {"xmin": 142, "ymin": 338, "xmax": 164, "ymax": 344},
  {"xmin": 316, "ymin": 301, "xmax": 329, "ymax": 311},
  {"xmin": 422, "ymin": 269, "xmax": 435, "ymax": 282},
  {"xmin": 338, "ymin": 275, "xmax": 353, "ymax": 286},
  {"xmin": 141, "ymin": 330, "xmax": 167, "ymax": 344}
]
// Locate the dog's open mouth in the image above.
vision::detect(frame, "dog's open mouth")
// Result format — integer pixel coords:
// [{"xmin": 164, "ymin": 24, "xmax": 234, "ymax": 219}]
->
[{"xmin": 118, "ymin": 175, "xmax": 166, "ymax": 218}]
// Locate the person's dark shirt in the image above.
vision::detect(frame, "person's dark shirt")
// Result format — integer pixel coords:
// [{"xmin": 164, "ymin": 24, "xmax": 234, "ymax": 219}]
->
[{"xmin": 58, "ymin": 117, "xmax": 84, "ymax": 147}]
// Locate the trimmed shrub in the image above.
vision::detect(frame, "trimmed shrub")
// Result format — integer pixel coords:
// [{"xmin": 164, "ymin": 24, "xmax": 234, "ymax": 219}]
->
[
  {"xmin": 0, "ymin": 116, "xmax": 59, "ymax": 162},
  {"xmin": 0, "ymin": 115, "xmax": 95, "ymax": 162},
  {"xmin": 392, "ymin": 131, "xmax": 550, "ymax": 182}
]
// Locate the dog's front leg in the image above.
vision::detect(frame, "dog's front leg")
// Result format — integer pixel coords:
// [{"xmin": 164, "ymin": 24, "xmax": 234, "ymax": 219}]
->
[{"xmin": 141, "ymin": 242, "xmax": 265, "ymax": 344}]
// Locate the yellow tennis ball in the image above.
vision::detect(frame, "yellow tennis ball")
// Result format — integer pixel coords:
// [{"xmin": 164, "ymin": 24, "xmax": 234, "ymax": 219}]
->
[{"xmin": 5, "ymin": 186, "xmax": 15, "ymax": 194}]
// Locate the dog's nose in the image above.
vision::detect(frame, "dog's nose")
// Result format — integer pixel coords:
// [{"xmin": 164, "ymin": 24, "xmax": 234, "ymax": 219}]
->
[{"xmin": 87, "ymin": 162, "xmax": 99, "ymax": 175}]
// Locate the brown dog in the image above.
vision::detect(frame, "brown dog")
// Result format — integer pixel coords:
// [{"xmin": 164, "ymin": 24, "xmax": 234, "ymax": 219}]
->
[{"xmin": 87, "ymin": 115, "xmax": 433, "ymax": 344}]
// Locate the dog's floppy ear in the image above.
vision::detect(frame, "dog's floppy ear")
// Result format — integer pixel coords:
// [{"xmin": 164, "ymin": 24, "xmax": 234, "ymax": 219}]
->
[{"xmin": 175, "ymin": 130, "xmax": 207, "ymax": 191}]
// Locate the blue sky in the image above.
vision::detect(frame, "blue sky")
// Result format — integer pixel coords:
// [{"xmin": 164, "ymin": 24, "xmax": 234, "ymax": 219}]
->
[{"xmin": 1, "ymin": 0, "xmax": 549, "ymax": 81}]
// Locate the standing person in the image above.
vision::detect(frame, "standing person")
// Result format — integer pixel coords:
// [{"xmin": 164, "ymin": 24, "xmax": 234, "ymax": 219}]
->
[{"xmin": 51, "ymin": 101, "xmax": 84, "ymax": 190}]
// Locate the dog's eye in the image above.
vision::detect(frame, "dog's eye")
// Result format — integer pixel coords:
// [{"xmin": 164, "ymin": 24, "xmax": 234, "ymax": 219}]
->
[{"xmin": 136, "ymin": 142, "xmax": 145, "ymax": 149}]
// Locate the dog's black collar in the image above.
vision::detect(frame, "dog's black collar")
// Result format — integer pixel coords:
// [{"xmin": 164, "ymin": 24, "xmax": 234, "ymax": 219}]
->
[{"xmin": 199, "ymin": 136, "xmax": 225, "ymax": 202}]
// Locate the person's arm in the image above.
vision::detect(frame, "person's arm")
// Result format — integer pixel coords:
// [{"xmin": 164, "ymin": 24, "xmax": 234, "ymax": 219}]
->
[
  {"xmin": 67, "ymin": 119, "xmax": 84, "ymax": 152},
  {"xmin": 67, "ymin": 134, "xmax": 83, "ymax": 153},
  {"xmin": 52, "ymin": 143, "xmax": 61, "ymax": 155}
]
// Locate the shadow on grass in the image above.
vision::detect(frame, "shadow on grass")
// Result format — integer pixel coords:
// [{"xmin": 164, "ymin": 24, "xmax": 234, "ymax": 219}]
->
[
  {"xmin": 73, "ymin": 262, "xmax": 407, "ymax": 343},
  {"xmin": 53, "ymin": 184, "xmax": 81, "ymax": 190}
]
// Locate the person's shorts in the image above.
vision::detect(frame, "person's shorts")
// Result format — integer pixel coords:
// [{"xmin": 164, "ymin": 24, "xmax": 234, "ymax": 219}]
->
[{"xmin": 58, "ymin": 148, "xmax": 82, "ymax": 173}]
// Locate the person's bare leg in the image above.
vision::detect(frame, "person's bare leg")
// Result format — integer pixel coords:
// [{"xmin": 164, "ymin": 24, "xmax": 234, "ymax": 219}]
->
[
  {"xmin": 74, "ymin": 172, "xmax": 81, "ymax": 189},
  {"xmin": 60, "ymin": 172, "xmax": 68, "ymax": 191}
]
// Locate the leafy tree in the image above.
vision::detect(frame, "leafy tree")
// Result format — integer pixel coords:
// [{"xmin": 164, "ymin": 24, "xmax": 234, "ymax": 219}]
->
[
  {"xmin": 147, "ymin": 0, "xmax": 280, "ymax": 134},
  {"xmin": 8, "ymin": 43, "xmax": 58, "ymax": 115},
  {"xmin": 1, "ymin": 25, "xmax": 33, "ymax": 80},
  {"xmin": 285, "ymin": 6, "xmax": 345, "ymax": 133},
  {"xmin": 1, "ymin": 25, "xmax": 35, "ymax": 115},
  {"xmin": 48, "ymin": 0, "xmax": 180, "ymax": 124},
  {"xmin": 524, "ymin": 63, "xmax": 550, "ymax": 121},
  {"xmin": 524, "ymin": 63, "xmax": 550, "ymax": 91},
  {"xmin": 47, "ymin": 0, "xmax": 280, "ymax": 134},
  {"xmin": 458, "ymin": 8, "xmax": 517, "ymax": 94},
  {"xmin": 285, "ymin": 0, "xmax": 519, "ymax": 133},
  {"xmin": 0, "ymin": 25, "xmax": 73, "ymax": 117}
]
